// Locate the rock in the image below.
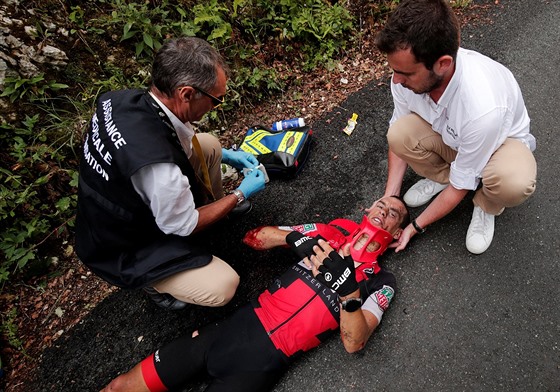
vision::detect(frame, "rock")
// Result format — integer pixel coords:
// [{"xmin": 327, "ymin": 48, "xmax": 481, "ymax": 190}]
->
[
  {"xmin": 57, "ymin": 27, "xmax": 69, "ymax": 37},
  {"xmin": 33, "ymin": 44, "xmax": 69, "ymax": 67},
  {"xmin": 0, "ymin": 3, "xmax": 70, "ymax": 80},
  {"xmin": 24, "ymin": 25, "xmax": 38, "ymax": 39},
  {"xmin": 19, "ymin": 44, "xmax": 37, "ymax": 58},
  {"xmin": 43, "ymin": 21, "xmax": 56, "ymax": 32},
  {"xmin": 4, "ymin": 34, "xmax": 23, "ymax": 49},
  {"xmin": 0, "ymin": 58, "xmax": 7, "ymax": 86},
  {"xmin": 0, "ymin": 51, "xmax": 17, "ymax": 67},
  {"xmin": 1, "ymin": 17, "xmax": 14, "ymax": 26},
  {"xmin": 18, "ymin": 58, "xmax": 40, "ymax": 78}
]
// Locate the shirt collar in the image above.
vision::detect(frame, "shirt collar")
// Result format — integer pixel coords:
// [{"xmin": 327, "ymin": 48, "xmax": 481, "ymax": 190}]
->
[
  {"xmin": 148, "ymin": 91, "xmax": 195, "ymax": 155},
  {"xmin": 148, "ymin": 91, "xmax": 195, "ymax": 141}
]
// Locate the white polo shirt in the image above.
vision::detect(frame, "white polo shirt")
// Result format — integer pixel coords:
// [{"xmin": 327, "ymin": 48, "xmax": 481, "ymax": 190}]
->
[{"xmin": 390, "ymin": 47, "xmax": 535, "ymax": 191}]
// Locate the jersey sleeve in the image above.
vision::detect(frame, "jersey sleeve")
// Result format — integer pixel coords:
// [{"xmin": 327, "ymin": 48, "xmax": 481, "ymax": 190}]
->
[
  {"xmin": 361, "ymin": 270, "xmax": 396, "ymax": 324},
  {"xmin": 279, "ymin": 223, "xmax": 347, "ymax": 251}
]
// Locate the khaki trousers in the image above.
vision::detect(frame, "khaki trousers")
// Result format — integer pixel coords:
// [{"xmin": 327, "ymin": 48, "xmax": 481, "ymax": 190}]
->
[
  {"xmin": 387, "ymin": 114, "xmax": 537, "ymax": 214},
  {"xmin": 152, "ymin": 256, "xmax": 240, "ymax": 307},
  {"xmin": 153, "ymin": 133, "xmax": 240, "ymax": 306}
]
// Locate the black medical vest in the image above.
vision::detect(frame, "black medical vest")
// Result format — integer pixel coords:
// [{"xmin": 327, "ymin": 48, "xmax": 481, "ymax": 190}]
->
[{"xmin": 75, "ymin": 89, "xmax": 211, "ymax": 289}]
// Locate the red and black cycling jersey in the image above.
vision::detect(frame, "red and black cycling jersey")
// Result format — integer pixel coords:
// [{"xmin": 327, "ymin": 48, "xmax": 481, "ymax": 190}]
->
[
  {"xmin": 253, "ymin": 221, "xmax": 396, "ymax": 358},
  {"xmin": 253, "ymin": 248, "xmax": 395, "ymax": 358}
]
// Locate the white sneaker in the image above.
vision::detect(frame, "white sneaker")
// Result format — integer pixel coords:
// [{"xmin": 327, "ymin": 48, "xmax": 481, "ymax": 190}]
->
[
  {"xmin": 403, "ymin": 179, "xmax": 448, "ymax": 207},
  {"xmin": 466, "ymin": 205, "xmax": 495, "ymax": 254}
]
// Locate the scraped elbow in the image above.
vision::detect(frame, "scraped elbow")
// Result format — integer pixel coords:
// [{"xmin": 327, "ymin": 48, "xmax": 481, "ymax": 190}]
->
[{"xmin": 343, "ymin": 340, "xmax": 366, "ymax": 354}]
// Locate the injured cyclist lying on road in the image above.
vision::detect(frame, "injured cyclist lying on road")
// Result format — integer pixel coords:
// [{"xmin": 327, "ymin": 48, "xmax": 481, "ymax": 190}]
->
[{"xmin": 101, "ymin": 195, "xmax": 409, "ymax": 392}]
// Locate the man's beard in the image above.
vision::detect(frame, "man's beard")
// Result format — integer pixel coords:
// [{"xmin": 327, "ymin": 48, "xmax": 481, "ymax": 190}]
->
[{"xmin": 405, "ymin": 70, "xmax": 443, "ymax": 94}]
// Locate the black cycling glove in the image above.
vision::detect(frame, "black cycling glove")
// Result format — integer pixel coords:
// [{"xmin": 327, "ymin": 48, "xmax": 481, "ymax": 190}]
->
[
  {"xmin": 286, "ymin": 231, "xmax": 325, "ymax": 259},
  {"xmin": 316, "ymin": 251, "xmax": 359, "ymax": 297}
]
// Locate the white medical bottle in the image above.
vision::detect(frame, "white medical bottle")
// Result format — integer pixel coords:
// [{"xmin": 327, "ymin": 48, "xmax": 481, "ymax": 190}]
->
[{"xmin": 271, "ymin": 118, "xmax": 305, "ymax": 131}]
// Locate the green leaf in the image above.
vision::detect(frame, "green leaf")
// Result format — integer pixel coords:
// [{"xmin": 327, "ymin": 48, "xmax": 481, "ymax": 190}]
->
[
  {"xmin": 48, "ymin": 83, "xmax": 69, "ymax": 90},
  {"xmin": 55, "ymin": 197, "xmax": 71, "ymax": 212},
  {"xmin": 69, "ymin": 170, "xmax": 79, "ymax": 187},
  {"xmin": 233, "ymin": 0, "xmax": 247, "ymax": 16},
  {"xmin": 208, "ymin": 24, "xmax": 231, "ymax": 41},
  {"xmin": 30, "ymin": 75, "xmax": 45, "ymax": 84},
  {"xmin": 121, "ymin": 23, "xmax": 137, "ymax": 41},
  {"xmin": 0, "ymin": 86, "xmax": 15, "ymax": 96},
  {"xmin": 35, "ymin": 174, "xmax": 51, "ymax": 186},
  {"xmin": 135, "ymin": 41, "xmax": 144, "ymax": 57},
  {"xmin": 176, "ymin": 7, "xmax": 187, "ymax": 18},
  {"xmin": 0, "ymin": 268, "xmax": 9, "ymax": 282},
  {"xmin": 143, "ymin": 33, "xmax": 153, "ymax": 49},
  {"xmin": 15, "ymin": 248, "xmax": 35, "ymax": 269}
]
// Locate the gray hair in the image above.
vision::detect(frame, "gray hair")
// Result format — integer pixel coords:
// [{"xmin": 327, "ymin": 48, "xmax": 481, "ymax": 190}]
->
[{"xmin": 150, "ymin": 37, "xmax": 229, "ymax": 97}]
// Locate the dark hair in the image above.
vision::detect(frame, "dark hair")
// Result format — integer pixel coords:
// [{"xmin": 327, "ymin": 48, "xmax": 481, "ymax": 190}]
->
[
  {"xmin": 388, "ymin": 195, "xmax": 411, "ymax": 229},
  {"xmin": 375, "ymin": 0, "xmax": 460, "ymax": 70},
  {"xmin": 150, "ymin": 37, "xmax": 230, "ymax": 97}
]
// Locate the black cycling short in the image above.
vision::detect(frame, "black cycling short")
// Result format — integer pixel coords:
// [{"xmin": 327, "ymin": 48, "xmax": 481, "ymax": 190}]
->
[{"xmin": 141, "ymin": 305, "xmax": 289, "ymax": 392}]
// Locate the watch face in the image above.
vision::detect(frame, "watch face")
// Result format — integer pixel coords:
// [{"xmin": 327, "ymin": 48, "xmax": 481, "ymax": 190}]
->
[{"xmin": 342, "ymin": 298, "xmax": 362, "ymax": 312}]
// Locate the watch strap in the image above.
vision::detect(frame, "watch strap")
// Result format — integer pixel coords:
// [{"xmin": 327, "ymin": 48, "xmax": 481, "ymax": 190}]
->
[
  {"xmin": 340, "ymin": 296, "xmax": 363, "ymax": 312},
  {"xmin": 412, "ymin": 219, "xmax": 425, "ymax": 233}
]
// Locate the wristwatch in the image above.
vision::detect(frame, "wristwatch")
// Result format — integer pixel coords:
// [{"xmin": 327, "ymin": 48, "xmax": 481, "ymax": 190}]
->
[
  {"xmin": 412, "ymin": 219, "xmax": 426, "ymax": 234},
  {"xmin": 231, "ymin": 189, "xmax": 245, "ymax": 205},
  {"xmin": 339, "ymin": 296, "xmax": 363, "ymax": 313}
]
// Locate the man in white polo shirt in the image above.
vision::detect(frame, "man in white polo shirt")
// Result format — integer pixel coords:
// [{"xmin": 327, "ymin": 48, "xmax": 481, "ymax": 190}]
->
[{"xmin": 370, "ymin": 0, "xmax": 537, "ymax": 254}]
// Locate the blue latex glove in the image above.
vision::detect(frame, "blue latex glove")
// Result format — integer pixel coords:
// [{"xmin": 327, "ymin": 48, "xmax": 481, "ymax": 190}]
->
[
  {"xmin": 222, "ymin": 148, "xmax": 259, "ymax": 171},
  {"xmin": 237, "ymin": 168, "xmax": 266, "ymax": 199}
]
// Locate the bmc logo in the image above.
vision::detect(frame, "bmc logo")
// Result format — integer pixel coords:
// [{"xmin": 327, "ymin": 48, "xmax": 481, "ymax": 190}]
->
[
  {"xmin": 294, "ymin": 236, "xmax": 312, "ymax": 247},
  {"xmin": 331, "ymin": 267, "xmax": 352, "ymax": 291}
]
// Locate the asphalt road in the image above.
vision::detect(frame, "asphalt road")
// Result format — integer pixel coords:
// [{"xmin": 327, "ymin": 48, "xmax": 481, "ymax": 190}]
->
[{"xmin": 33, "ymin": 0, "xmax": 559, "ymax": 391}]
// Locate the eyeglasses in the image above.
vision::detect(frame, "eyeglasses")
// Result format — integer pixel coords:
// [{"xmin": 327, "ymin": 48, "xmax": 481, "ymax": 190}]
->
[{"xmin": 193, "ymin": 86, "xmax": 225, "ymax": 108}]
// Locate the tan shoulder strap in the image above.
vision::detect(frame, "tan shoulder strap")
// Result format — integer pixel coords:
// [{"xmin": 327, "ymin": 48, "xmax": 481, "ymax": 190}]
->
[{"xmin": 191, "ymin": 134, "xmax": 215, "ymax": 201}]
